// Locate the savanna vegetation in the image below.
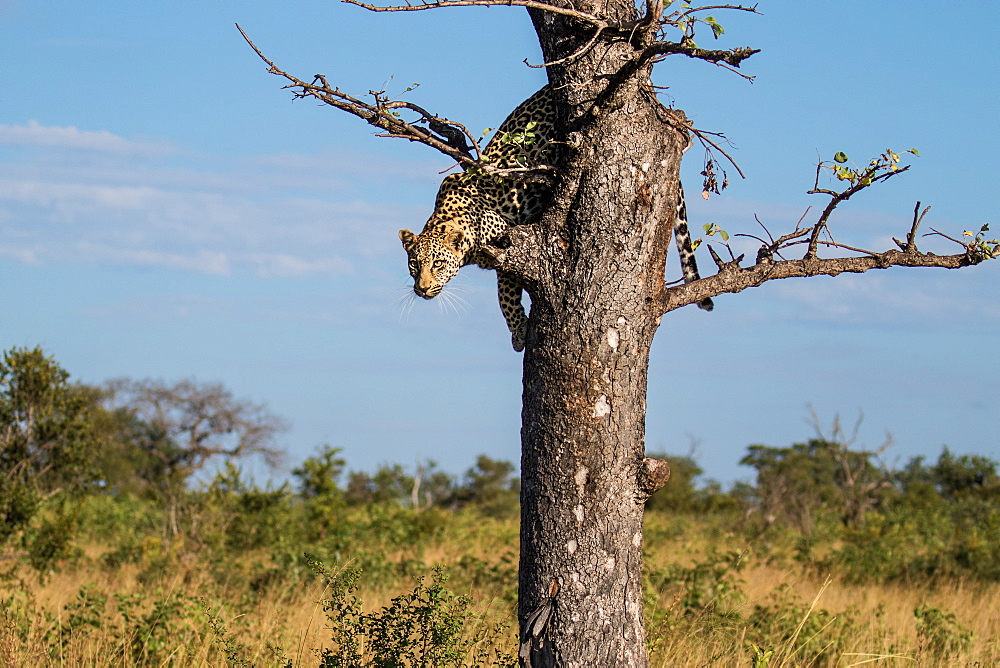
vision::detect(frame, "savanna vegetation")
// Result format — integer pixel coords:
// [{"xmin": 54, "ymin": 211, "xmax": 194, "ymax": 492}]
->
[{"xmin": 2, "ymin": 346, "xmax": 998, "ymax": 666}]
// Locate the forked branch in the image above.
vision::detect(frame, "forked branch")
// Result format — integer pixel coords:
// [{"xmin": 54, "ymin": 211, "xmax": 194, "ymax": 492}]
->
[
  {"xmin": 659, "ymin": 243, "xmax": 985, "ymax": 315},
  {"xmin": 659, "ymin": 148, "xmax": 998, "ymax": 313},
  {"xmin": 236, "ymin": 24, "xmax": 553, "ymax": 180},
  {"xmin": 804, "ymin": 151, "xmax": 911, "ymax": 258}
]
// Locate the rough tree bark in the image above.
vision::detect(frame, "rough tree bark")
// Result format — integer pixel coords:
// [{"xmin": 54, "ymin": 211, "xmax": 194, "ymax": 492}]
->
[
  {"xmin": 512, "ymin": 75, "xmax": 689, "ymax": 668},
  {"xmin": 512, "ymin": 7, "xmax": 734, "ymax": 665},
  {"xmin": 240, "ymin": 1, "xmax": 996, "ymax": 664}
]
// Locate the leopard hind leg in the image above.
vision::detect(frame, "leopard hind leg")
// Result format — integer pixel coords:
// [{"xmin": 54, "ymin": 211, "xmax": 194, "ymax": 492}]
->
[{"xmin": 497, "ymin": 271, "xmax": 528, "ymax": 352}]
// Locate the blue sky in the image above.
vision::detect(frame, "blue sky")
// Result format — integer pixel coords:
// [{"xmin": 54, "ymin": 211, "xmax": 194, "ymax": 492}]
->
[{"xmin": 1, "ymin": 1, "xmax": 997, "ymax": 486}]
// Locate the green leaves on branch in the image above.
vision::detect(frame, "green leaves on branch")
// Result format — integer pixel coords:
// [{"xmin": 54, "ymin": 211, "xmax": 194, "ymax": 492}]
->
[
  {"xmin": 704, "ymin": 16, "xmax": 725, "ymax": 39},
  {"xmin": 703, "ymin": 222, "xmax": 730, "ymax": 242},
  {"xmin": 692, "ymin": 222, "xmax": 730, "ymax": 251},
  {"xmin": 498, "ymin": 121, "xmax": 537, "ymax": 149},
  {"xmin": 962, "ymin": 223, "xmax": 1000, "ymax": 260},
  {"xmin": 824, "ymin": 148, "xmax": 919, "ymax": 188},
  {"xmin": 462, "ymin": 121, "xmax": 539, "ymax": 181},
  {"xmin": 672, "ymin": 3, "xmax": 731, "ymax": 43}
]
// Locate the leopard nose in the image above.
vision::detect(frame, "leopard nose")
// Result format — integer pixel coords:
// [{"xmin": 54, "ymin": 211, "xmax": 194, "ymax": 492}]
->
[{"xmin": 415, "ymin": 284, "xmax": 440, "ymax": 299}]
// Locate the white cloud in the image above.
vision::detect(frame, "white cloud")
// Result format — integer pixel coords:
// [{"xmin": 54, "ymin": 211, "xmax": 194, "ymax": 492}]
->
[
  {"xmin": 0, "ymin": 179, "xmax": 161, "ymax": 210},
  {"xmin": 0, "ymin": 245, "xmax": 39, "ymax": 264},
  {"xmin": 77, "ymin": 244, "xmax": 233, "ymax": 276},
  {"xmin": 0, "ymin": 171, "xmax": 417, "ymax": 277},
  {"xmin": 0, "ymin": 120, "xmax": 175, "ymax": 156},
  {"xmin": 243, "ymin": 252, "xmax": 354, "ymax": 277}
]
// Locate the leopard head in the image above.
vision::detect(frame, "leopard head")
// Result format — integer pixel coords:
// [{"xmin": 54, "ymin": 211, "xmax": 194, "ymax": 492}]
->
[{"xmin": 398, "ymin": 227, "xmax": 467, "ymax": 299}]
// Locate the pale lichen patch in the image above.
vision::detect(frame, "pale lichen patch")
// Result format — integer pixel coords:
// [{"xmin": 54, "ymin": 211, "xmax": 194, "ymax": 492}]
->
[{"xmin": 593, "ymin": 395, "xmax": 611, "ymax": 417}]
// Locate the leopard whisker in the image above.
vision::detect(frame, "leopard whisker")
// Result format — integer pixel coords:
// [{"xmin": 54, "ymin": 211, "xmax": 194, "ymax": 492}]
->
[
  {"xmin": 437, "ymin": 286, "xmax": 471, "ymax": 316},
  {"xmin": 395, "ymin": 284, "xmax": 419, "ymax": 321}
]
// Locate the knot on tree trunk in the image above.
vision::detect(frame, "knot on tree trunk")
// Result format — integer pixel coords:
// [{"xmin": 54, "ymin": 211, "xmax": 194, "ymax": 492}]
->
[{"xmin": 637, "ymin": 456, "xmax": 671, "ymax": 502}]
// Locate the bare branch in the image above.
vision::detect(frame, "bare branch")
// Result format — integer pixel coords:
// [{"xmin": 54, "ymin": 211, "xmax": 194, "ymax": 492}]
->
[
  {"xmin": 238, "ymin": 24, "xmax": 483, "ymax": 165},
  {"xmin": 805, "ymin": 166, "xmax": 909, "ymax": 258},
  {"xmin": 344, "ymin": 0, "xmax": 610, "ymax": 26},
  {"xmin": 641, "ymin": 40, "xmax": 760, "ymax": 68},
  {"xmin": 662, "ymin": 159, "xmax": 992, "ymax": 312},
  {"xmin": 237, "ymin": 24, "xmax": 555, "ymax": 181},
  {"xmin": 659, "ymin": 244, "xmax": 984, "ymax": 314}
]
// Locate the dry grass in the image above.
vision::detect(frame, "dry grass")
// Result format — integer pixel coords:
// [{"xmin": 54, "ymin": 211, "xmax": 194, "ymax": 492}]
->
[{"xmin": 3, "ymin": 514, "xmax": 998, "ymax": 666}]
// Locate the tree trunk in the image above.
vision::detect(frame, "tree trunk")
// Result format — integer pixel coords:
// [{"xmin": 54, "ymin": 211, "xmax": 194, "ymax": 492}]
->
[{"xmin": 514, "ymin": 41, "xmax": 688, "ymax": 662}]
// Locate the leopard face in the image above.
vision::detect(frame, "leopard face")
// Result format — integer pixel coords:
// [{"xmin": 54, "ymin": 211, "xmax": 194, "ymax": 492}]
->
[{"xmin": 398, "ymin": 227, "xmax": 466, "ymax": 299}]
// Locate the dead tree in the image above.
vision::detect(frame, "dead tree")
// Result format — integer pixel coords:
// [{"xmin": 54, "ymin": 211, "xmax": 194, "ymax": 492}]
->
[{"xmin": 238, "ymin": 2, "xmax": 997, "ymax": 664}]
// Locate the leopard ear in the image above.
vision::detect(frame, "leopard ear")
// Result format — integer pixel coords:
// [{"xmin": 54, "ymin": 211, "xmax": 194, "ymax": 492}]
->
[
  {"xmin": 445, "ymin": 229, "xmax": 465, "ymax": 249},
  {"xmin": 398, "ymin": 229, "xmax": 417, "ymax": 248}
]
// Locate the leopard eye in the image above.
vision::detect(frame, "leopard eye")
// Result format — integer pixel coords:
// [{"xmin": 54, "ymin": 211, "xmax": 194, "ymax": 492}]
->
[{"xmin": 432, "ymin": 259, "xmax": 445, "ymax": 269}]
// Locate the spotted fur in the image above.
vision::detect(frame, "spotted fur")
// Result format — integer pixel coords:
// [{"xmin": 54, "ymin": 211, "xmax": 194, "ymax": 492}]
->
[
  {"xmin": 399, "ymin": 87, "xmax": 710, "ymax": 352},
  {"xmin": 674, "ymin": 186, "xmax": 715, "ymax": 312}
]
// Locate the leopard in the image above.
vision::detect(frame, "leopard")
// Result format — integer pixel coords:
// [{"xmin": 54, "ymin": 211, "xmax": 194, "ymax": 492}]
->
[{"xmin": 398, "ymin": 86, "xmax": 712, "ymax": 353}]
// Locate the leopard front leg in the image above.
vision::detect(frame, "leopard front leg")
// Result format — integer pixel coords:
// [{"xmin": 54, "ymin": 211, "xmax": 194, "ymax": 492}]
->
[{"xmin": 497, "ymin": 271, "xmax": 528, "ymax": 352}]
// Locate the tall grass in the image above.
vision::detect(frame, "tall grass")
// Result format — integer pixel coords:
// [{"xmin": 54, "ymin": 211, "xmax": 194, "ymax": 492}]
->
[{"xmin": 2, "ymin": 504, "xmax": 997, "ymax": 666}]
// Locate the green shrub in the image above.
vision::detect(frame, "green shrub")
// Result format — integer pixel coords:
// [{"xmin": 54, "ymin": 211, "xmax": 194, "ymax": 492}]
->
[
  {"xmin": 308, "ymin": 559, "xmax": 515, "ymax": 667},
  {"xmin": 914, "ymin": 603, "xmax": 974, "ymax": 661}
]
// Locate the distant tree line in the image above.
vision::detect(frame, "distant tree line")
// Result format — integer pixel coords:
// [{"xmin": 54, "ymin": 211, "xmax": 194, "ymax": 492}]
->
[{"xmin": 2, "ymin": 345, "xmax": 998, "ymax": 583}]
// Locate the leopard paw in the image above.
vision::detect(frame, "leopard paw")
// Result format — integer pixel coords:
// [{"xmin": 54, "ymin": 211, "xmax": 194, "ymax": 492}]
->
[{"xmin": 512, "ymin": 321, "xmax": 527, "ymax": 352}]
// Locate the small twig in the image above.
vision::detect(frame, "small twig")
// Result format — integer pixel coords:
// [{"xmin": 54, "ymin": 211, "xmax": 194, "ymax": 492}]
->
[
  {"xmin": 794, "ymin": 206, "xmax": 812, "ymax": 231},
  {"xmin": 736, "ymin": 232, "xmax": 770, "ymax": 246},
  {"xmin": 906, "ymin": 201, "xmax": 930, "ymax": 252},
  {"xmin": 707, "ymin": 244, "xmax": 725, "ymax": 269},
  {"xmin": 674, "ymin": 3, "xmax": 760, "ymax": 22},
  {"xmin": 753, "ymin": 213, "xmax": 775, "ymax": 245},
  {"xmin": 690, "ymin": 127, "xmax": 746, "ymax": 180},
  {"xmin": 712, "ymin": 62, "xmax": 756, "ymax": 82},
  {"xmin": 924, "ymin": 227, "xmax": 968, "ymax": 247},
  {"xmin": 815, "ymin": 239, "xmax": 880, "ymax": 257}
]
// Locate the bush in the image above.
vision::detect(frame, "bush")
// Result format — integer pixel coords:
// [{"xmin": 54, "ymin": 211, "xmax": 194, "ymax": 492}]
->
[{"xmin": 308, "ymin": 560, "xmax": 515, "ymax": 667}]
